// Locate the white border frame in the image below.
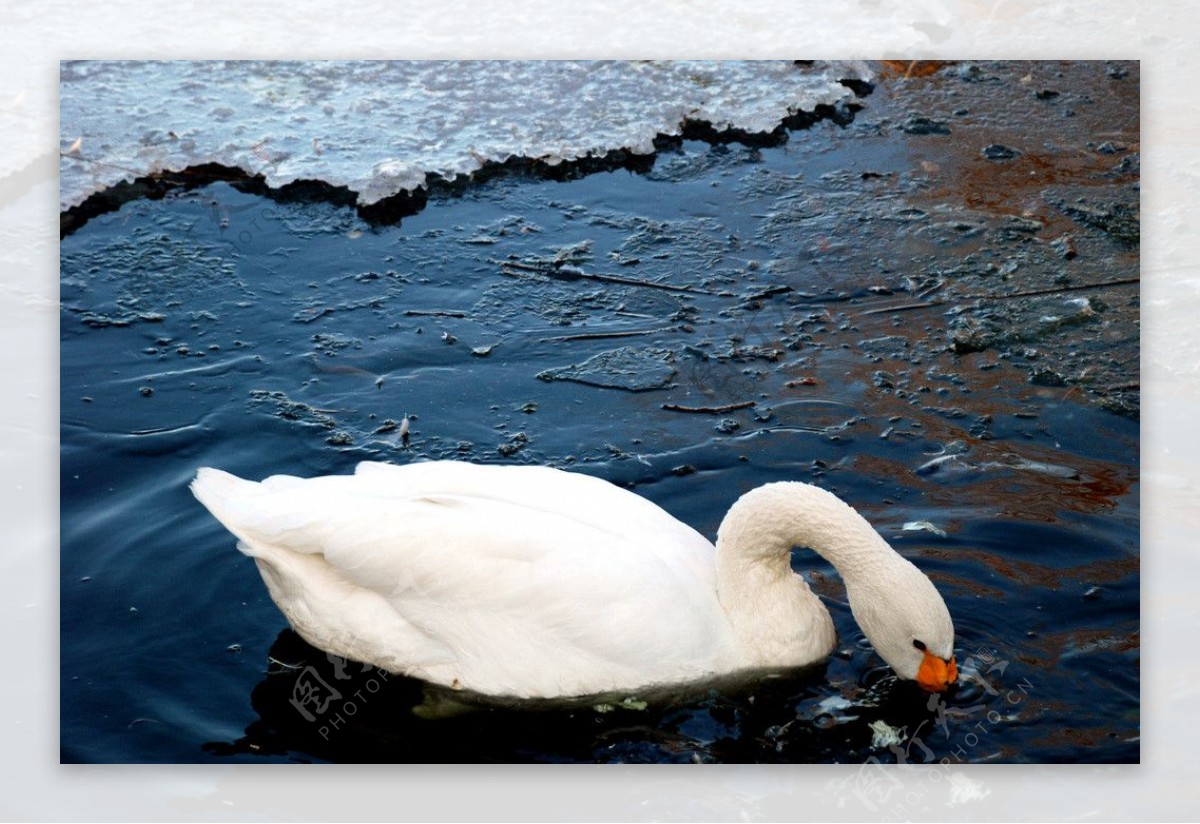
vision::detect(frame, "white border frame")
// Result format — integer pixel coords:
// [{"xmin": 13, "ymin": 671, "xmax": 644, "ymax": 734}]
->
[{"xmin": 6, "ymin": 1, "xmax": 1189, "ymax": 819}]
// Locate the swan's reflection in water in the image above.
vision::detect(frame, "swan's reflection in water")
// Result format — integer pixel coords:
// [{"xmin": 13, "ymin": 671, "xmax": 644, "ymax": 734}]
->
[{"xmin": 205, "ymin": 628, "xmax": 1004, "ymax": 763}]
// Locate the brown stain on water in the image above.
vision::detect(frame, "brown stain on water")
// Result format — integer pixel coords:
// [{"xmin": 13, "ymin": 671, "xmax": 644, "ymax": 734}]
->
[
  {"xmin": 878, "ymin": 61, "xmax": 955, "ymax": 79},
  {"xmin": 871, "ymin": 61, "xmax": 1139, "ymax": 222},
  {"xmin": 916, "ymin": 548, "xmax": 1138, "ymax": 594}
]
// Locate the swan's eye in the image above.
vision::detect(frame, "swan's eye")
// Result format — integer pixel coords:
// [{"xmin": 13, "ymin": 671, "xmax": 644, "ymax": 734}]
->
[{"xmin": 912, "ymin": 639, "xmax": 927, "ymax": 651}]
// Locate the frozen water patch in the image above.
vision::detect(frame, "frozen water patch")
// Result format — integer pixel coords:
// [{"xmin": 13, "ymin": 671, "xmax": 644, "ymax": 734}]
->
[
  {"xmin": 59, "ymin": 60, "xmax": 870, "ymax": 211},
  {"xmin": 537, "ymin": 346, "xmax": 677, "ymax": 392}
]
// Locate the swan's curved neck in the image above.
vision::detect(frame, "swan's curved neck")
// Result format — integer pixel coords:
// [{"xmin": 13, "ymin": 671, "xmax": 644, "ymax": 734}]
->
[{"xmin": 713, "ymin": 481, "xmax": 891, "ymax": 666}]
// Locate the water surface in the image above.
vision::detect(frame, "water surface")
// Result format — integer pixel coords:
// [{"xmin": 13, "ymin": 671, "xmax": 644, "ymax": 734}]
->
[{"xmin": 60, "ymin": 62, "xmax": 1139, "ymax": 764}]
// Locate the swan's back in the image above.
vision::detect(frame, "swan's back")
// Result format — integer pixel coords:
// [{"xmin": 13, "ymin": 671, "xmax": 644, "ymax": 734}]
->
[{"xmin": 193, "ymin": 460, "xmax": 739, "ymax": 697}]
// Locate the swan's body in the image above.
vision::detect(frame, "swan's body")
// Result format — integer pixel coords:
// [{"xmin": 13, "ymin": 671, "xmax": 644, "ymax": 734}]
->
[{"xmin": 192, "ymin": 460, "xmax": 956, "ymax": 698}]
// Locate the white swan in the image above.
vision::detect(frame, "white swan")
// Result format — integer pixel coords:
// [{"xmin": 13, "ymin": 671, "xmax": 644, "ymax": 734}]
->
[{"xmin": 192, "ymin": 460, "xmax": 957, "ymax": 698}]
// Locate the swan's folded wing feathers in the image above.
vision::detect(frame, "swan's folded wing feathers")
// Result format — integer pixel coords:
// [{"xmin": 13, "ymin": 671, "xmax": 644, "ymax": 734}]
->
[
  {"xmin": 195, "ymin": 462, "xmax": 733, "ymax": 694},
  {"xmin": 349, "ymin": 460, "xmax": 707, "ymax": 549}
]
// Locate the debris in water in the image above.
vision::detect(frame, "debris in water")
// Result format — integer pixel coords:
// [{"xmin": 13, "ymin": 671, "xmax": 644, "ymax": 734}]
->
[
  {"xmin": 537, "ymin": 347, "xmax": 676, "ymax": 392},
  {"xmin": 543, "ymin": 327, "xmax": 670, "ymax": 343},
  {"xmin": 810, "ymin": 695, "xmax": 860, "ymax": 725},
  {"xmin": 858, "ymin": 335, "xmax": 910, "ymax": 355},
  {"xmin": 498, "ymin": 258, "xmax": 716, "ymax": 295},
  {"xmin": 1029, "ymin": 367, "xmax": 1067, "ymax": 387},
  {"xmin": 869, "ymin": 719, "xmax": 905, "ymax": 749},
  {"xmin": 1054, "ymin": 199, "xmax": 1139, "ymax": 247},
  {"xmin": 293, "ymin": 306, "xmax": 332, "ymax": 323},
  {"xmin": 982, "ymin": 143, "xmax": 1021, "ymax": 161},
  {"xmin": 552, "ymin": 239, "xmax": 593, "ymax": 264},
  {"xmin": 498, "ymin": 431, "xmax": 529, "ymax": 457},
  {"xmin": 661, "ymin": 400, "xmax": 755, "ymax": 414},
  {"xmin": 592, "ymin": 696, "xmax": 648, "ymax": 713},
  {"xmin": 903, "ymin": 521, "xmax": 948, "ymax": 538},
  {"xmin": 1051, "ymin": 234, "xmax": 1078, "ymax": 260},
  {"xmin": 916, "ymin": 453, "xmax": 965, "ymax": 476},
  {"xmin": 950, "ymin": 319, "xmax": 996, "ymax": 355},
  {"xmin": 248, "ymin": 389, "xmax": 337, "ymax": 429},
  {"xmin": 901, "ymin": 115, "xmax": 951, "ymax": 136},
  {"xmin": 403, "ymin": 309, "xmax": 468, "ymax": 318},
  {"xmin": 999, "ymin": 455, "xmax": 1079, "ymax": 479}
]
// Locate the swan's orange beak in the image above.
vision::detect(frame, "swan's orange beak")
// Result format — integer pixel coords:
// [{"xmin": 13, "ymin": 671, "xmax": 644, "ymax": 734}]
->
[{"xmin": 916, "ymin": 649, "xmax": 957, "ymax": 693}]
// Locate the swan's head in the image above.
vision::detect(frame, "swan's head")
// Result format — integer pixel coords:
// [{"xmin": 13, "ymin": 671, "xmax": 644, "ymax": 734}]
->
[{"xmin": 845, "ymin": 557, "xmax": 957, "ymax": 692}]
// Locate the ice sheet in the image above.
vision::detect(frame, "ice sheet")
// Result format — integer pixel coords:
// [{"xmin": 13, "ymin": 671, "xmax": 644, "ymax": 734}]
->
[{"xmin": 59, "ymin": 60, "xmax": 870, "ymax": 211}]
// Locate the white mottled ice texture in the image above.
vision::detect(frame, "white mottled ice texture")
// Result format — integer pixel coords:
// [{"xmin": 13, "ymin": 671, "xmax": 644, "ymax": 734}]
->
[{"xmin": 59, "ymin": 60, "xmax": 870, "ymax": 211}]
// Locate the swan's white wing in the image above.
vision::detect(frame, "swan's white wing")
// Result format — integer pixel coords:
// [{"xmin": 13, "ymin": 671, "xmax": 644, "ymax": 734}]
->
[
  {"xmin": 194, "ymin": 461, "xmax": 735, "ymax": 697},
  {"xmin": 348, "ymin": 460, "xmax": 708, "ymax": 551}
]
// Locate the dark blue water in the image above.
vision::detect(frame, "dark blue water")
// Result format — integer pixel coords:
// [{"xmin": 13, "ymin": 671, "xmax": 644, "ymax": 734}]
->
[{"xmin": 61, "ymin": 114, "xmax": 1139, "ymax": 763}]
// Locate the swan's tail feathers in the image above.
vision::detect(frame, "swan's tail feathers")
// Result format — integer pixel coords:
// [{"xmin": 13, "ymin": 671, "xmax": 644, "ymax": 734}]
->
[
  {"xmin": 191, "ymin": 467, "xmax": 264, "ymax": 549},
  {"xmin": 192, "ymin": 468, "xmax": 325, "ymax": 558},
  {"xmin": 192, "ymin": 467, "xmax": 255, "ymax": 512}
]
